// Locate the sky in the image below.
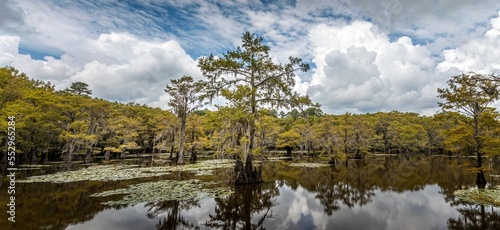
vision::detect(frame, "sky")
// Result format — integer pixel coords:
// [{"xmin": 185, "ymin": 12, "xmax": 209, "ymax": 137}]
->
[{"xmin": 1, "ymin": 0, "xmax": 500, "ymax": 115}]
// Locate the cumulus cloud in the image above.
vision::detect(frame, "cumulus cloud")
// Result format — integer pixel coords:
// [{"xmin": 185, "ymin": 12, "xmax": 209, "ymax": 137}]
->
[
  {"xmin": 71, "ymin": 33, "xmax": 200, "ymax": 105},
  {"xmin": 3, "ymin": 0, "xmax": 500, "ymax": 114},
  {"xmin": 307, "ymin": 21, "xmax": 439, "ymax": 114},
  {"xmin": 0, "ymin": 32, "xmax": 200, "ymax": 109},
  {"xmin": 346, "ymin": 0, "xmax": 500, "ymax": 50},
  {"xmin": 0, "ymin": 35, "xmax": 19, "ymax": 65},
  {"xmin": 437, "ymin": 12, "xmax": 500, "ymax": 74},
  {"xmin": 0, "ymin": 0, "xmax": 30, "ymax": 35}
]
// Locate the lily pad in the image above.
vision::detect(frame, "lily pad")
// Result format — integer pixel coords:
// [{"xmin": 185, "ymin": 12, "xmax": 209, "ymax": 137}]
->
[
  {"xmin": 17, "ymin": 165, "xmax": 170, "ymax": 183},
  {"xmin": 289, "ymin": 162, "xmax": 330, "ymax": 168},
  {"xmin": 90, "ymin": 179, "xmax": 234, "ymax": 206},
  {"xmin": 18, "ymin": 164, "xmax": 52, "ymax": 168},
  {"xmin": 454, "ymin": 187, "xmax": 500, "ymax": 207},
  {"xmin": 17, "ymin": 160, "xmax": 235, "ymax": 183}
]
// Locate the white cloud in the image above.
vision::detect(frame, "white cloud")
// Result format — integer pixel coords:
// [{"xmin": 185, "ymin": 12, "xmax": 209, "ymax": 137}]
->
[
  {"xmin": 1, "ymin": 32, "xmax": 200, "ymax": 109},
  {"xmin": 71, "ymin": 33, "xmax": 200, "ymax": 107},
  {"xmin": 0, "ymin": 0, "xmax": 31, "ymax": 35},
  {"xmin": 307, "ymin": 21, "xmax": 439, "ymax": 114},
  {"xmin": 3, "ymin": 0, "xmax": 500, "ymax": 114},
  {"xmin": 437, "ymin": 12, "xmax": 500, "ymax": 74},
  {"xmin": 0, "ymin": 35, "xmax": 19, "ymax": 65}
]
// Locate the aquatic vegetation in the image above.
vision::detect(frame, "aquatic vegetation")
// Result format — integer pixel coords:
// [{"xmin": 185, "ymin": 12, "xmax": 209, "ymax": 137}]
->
[
  {"xmin": 17, "ymin": 165, "xmax": 166, "ymax": 183},
  {"xmin": 17, "ymin": 160, "xmax": 235, "ymax": 183},
  {"xmin": 289, "ymin": 162, "xmax": 330, "ymax": 168},
  {"xmin": 267, "ymin": 157, "xmax": 293, "ymax": 161},
  {"xmin": 454, "ymin": 187, "xmax": 500, "ymax": 207},
  {"xmin": 18, "ymin": 164, "xmax": 52, "ymax": 168},
  {"xmin": 90, "ymin": 179, "xmax": 234, "ymax": 206}
]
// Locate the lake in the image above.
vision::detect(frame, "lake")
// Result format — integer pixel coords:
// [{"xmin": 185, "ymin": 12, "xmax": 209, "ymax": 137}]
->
[{"xmin": 1, "ymin": 155, "xmax": 500, "ymax": 230}]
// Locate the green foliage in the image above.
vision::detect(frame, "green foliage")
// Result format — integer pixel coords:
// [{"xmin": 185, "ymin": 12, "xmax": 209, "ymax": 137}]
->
[
  {"xmin": 276, "ymin": 130, "xmax": 301, "ymax": 149},
  {"xmin": 164, "ymin": 75, "xmax": 206, "ymax": 164},
  {"xmin": 64, "ymin": 82, "xmax": 92, "ymax": 95},
  {"xmin": 198, "ymin": 31, "xmax": 312, "ymax": 163},
  {"xmin": 437, "ymin": 72, "xmax": 500, "ymax": 165},
  {"xmin": 0, "ymin": 67, "xmax": 180, "ymax": 162},
  {"xmin": 4, "ymin": 65, "xmax": 500, "ymax": 165}
]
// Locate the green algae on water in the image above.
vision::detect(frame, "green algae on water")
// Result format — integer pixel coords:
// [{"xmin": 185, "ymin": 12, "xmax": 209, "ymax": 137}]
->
[
  {"xmin": 454, "ymin": 187, "xmax": 500, "ymax": 207},
  {"xmin": 17, "ymin": 159, "xmax": 235, "ymax": 183},
  {"xmin": 289, "ymin": 162, "xmax": 330, "ymax": 168},
  {"xmin": 90, "ymin": 179, "xmax": 234, "ymax": 206}
]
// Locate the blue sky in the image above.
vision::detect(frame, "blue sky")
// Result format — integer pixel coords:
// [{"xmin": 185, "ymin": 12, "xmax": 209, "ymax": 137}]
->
[{"xmin": 1, "ymin": 0, "xmax": 500, "ymax": 114}]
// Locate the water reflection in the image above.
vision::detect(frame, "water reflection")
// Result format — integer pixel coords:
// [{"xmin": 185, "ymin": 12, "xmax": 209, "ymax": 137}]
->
[
  {"xmin": 149, "ymin": 199, "xmax": 200, "ymax": 229},
  {"xmin": 448, "ymin": 204, "xmax": 500, "ymax": 230},
  {"xmin": 2, "ymin": 156, "xmax": 500, "ymax": 230},
  {"xmin": 204, "ymin": 183, "xmax": 278, "ymax": 229}
]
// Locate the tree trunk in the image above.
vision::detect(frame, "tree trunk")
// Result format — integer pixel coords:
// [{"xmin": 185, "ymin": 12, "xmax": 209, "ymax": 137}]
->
[
  {"xmin": 64, "ymin": 141, "xmax": 75, "ymax": 162},
  {"xmin": 31, "ymin": 151, "xmax": 38, "ymax": 163},
  {"xmin": 234, "ymin": 156, "xmax": 262, "ymax": 185},
  {"xmin": 43, "ymin": 152, "xmax": 49, "ymax": 163},
  {"xmin": 190, "ymin": 130, "xmax": 197, "ymax": 162},
  {"xmin": 177, "ymin": 114, "xmax": 186, "ymax": 165},
  {"xmin": 476, "ymin": 170, "xmax": 487, "ymax": 189},
  {"xmin": 169, "ymin": 132, "xmax": 175, "ymax": 160},
  {"xmin": 104, "ymin": 150, "xmax": 111, "ymax": 160},
  {"xmin": 190, "ymin": 146, "xmax": 197, "ymax": 162},
  {"xmin": 474, "ymin": 112, "xmax": 487, "ymax": 188},
  {"xmin": 234, "ymin": 80, "xmax": 262, "ymax": 185}
]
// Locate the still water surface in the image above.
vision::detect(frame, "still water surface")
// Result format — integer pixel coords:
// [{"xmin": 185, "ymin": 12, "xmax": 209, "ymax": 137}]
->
[{"xmin": 2, "ymin": 155, "xmax": 500, "ymax": 230}]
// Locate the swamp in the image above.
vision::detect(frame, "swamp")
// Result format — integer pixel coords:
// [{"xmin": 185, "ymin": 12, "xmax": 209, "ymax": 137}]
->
[
  {"xmin": 2, "ymin": 18, "xmax": 500, "ymax": 230},
  {"xmin": 1, "ymin": 155, "xmax": 500, "ymax": 229}
]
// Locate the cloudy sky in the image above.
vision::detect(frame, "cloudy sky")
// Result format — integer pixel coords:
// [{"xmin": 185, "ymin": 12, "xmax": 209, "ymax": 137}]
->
[{"xmin": 1, "ymin": 0, "xmax": 500, "ymax": 115}]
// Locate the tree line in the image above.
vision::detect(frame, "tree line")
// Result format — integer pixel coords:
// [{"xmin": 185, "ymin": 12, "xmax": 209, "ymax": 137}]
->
[
  {"xmin": 2, "ymin": 32, "xmax": 500, "ymax": 178},
  {"xmin": 1, "ymin": 65, "xmax": 499, "ymax": 165}
]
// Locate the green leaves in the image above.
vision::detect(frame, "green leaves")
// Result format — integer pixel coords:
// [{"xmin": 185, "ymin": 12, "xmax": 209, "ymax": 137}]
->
[
  {"xmin": 164, "ymin": 75, "xmax": 206, "ymax": 163},
  {"xmin": 198, "ymin": 32, "xmax": 310, "ymax": 110},
  {"xmin": 437, "ymin": 72, "xmax": 500, "ymax": 118},
  {"xmin": 197, "ymin": 31, "xmax": 313, "ymax": 162},
  {"xmin": 437, "ymin": 72, "xmax": 500, "ymax": 160},
  {"xmin": 64, "ymin": 82, "xmax": 92, "ymax": 96}
]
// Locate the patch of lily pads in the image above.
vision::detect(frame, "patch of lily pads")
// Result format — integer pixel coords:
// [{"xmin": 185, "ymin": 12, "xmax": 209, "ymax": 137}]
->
[
  {"xmin": 17, "ymin": 159, "xmax": 235, "ymax": 183},
  {"xmin": 267, "ymin": 157, "xmax": 293, "ymax": 161},
  {"xmin": 90, "ymin": 179, "xmax": 234, "ymax": 206},
  {"xmin": 454, "ymin": 186, "xmax": 500, "ymax": 207},
  {"xmin": 289, "ymin": 162, "xmax": 331, "ymax": 168}
]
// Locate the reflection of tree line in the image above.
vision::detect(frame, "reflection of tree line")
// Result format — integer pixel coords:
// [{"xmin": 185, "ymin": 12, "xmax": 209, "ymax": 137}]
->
[
  {"xmin": 260, "ymin": 156, "xmax": 479, "ymax": 214},
  {"xmin": 0, "ymin": 179, "xmax": 131, "ymax": 230},
  {"xmin": 147, "ymin": 199, "xmax": 199, "ymax": 230},
  {"xmin": 124, "ymin": 156, "xmax": 500, "ymax": 229},
  {"xmin": 447, "ymin": 204, "xmax": 500, "ymax": 230},
  {"xmin": 148, "ymin": 183, "xmax": 279, "ymax": 230}
]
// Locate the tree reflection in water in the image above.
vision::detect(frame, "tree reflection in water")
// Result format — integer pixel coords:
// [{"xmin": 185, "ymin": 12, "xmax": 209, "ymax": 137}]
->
[
  {"xmin": 315, "ymin": 160, "xmax": 375, "ymax": 215},
  {"xmin": 145, "ymin": 199, "xmax": 200, "ymax": 230},
  {"xmin": 448, "ymin": 204, "xmax": 500, "ymax": 230},
  {"xmin": 8, "ymin": 156, "xmax": 498, "ymax": 230},
  {"xmin": 205, "ymin": 183, "xmax": 279, "ymax": 230},
  {"xmin": 142, "ymin": 182, "xmax": 278, "ymax": 230}
]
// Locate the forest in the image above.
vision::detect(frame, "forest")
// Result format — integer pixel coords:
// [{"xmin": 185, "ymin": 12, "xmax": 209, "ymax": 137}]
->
[
  {"xmin": 1, "ymin": 32, "xmax": 500, "ymax": 176},
  {"xmin": 3, "ymin": 32, "xmax": 500, "ymax": 229},
  {"xmin": 1, "ymin": 66, "xmax": 499, "ymax": 166}
]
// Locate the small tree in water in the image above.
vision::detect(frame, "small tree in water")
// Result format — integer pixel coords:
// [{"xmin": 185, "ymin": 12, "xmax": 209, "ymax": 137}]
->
[
  {"xmin": 437, "ymin": 72, "xmax": 500, "ymax": 188},
  {"xmin": 164, "ymin": 76, "xmax": 205, "ymax": 164},
  {"xmin": 198, "ymin": 32, "xmax": 311, "ymax": 184}
]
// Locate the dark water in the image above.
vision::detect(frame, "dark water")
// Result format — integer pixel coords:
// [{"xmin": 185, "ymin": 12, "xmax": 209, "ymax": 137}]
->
[{"xmin": 2, "ymin": 155, "xmax": 500, "ymax": 230}]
